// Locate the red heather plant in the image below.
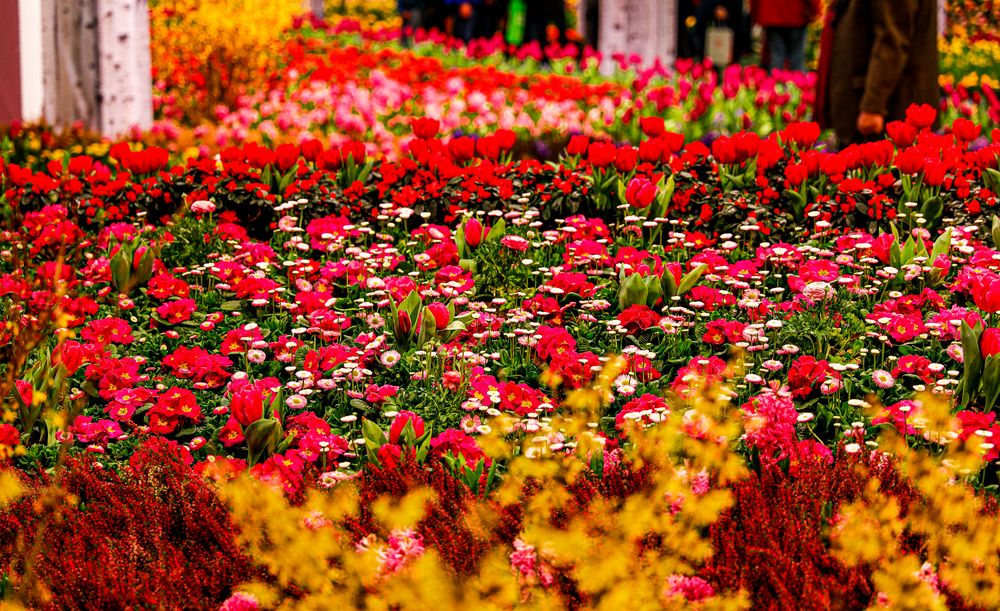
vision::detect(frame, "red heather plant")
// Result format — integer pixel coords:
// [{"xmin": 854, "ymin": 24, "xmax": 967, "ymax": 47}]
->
[
  {"xmin": 703, "ymin": 450, "xmax": 927, "ymax": 610},
  {"xmin": 346, "ymin": 456, "xmax": 519, "ymax": 577},
  {"xmin": 0, "ymin": 440, "xmax": 254, "ymax": 609}
]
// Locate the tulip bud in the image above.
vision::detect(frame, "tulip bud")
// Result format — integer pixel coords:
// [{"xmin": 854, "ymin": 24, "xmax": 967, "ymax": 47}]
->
[
  {"xmin": 427, "ymin": 302, "xmax": 451, "ymax": 329},
  {"xmin": 973, "ymin": 274, "xmax": 1000, "ymax": 313},
  {"xmin": 389, "ymin": 411, "xmax": 426, "ymax": 445},
  {"xmin": 625, "ymin": 177, "xmax": 658, "ymax": 209},
  {"xmin": 230, "ymin": 388, "xmax": 264, "ymax": 427},
  {"xmin": 963, "ymin": 311, "xmax": 984, "ymax": 331},
  {"xmin": 132, "ymin": 246, "xmax": 147, "ymax": 272},
  {"xmin": 396, "ymin": 310, "xmax": 412, "ymax": 335},
  {"xmin": 982, "ymin": 328, "xmax": 1000, "ymax": 359},
  {"xmin": 639, "ymin": 116, "xmax": 665, "ymax": 138},
  {"xmin": 412, "ymin": 117, "xmax": 440, "ymax": 140},
  {"xmin": 464, "ymin": 218, "xmax": 484, "ymax": 249}
]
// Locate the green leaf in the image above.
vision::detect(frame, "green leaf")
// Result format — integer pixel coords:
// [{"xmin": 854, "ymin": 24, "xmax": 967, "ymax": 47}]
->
[
  {"xmin": 677, "ymin": 264, "xmax": 709, "ymax": 296},
  {"xmin": 278, "ymin": 162, "xmax": 299, "ymax": 193},
  {"xmin": 399, "ymin": 290, "xmax": 421, "ymax": 320},
  {"xmin": 455, "ymin": 223, "xmax": 467, "ymax": 259},
  {"xmin": 618, "ymin": 273, "xmax": 648, "ymax": 310},
  {"xmin": 901, "ymin": 236, "xmax": 916, "ymax": 266},
  {"xmin": 985, "ymin": 168, "xmax": 1000, "ymax": 194},
  {"xmin": 960, "ymin": 321, "xmax": 984, "ymax": 407},
  {"xmin": 81, "ymin": 381, "xmax": 100, "ymax": 398},
  {"xmin": 889, "ymin": 237, "xmax": 902, "ymax": 268},
  {"xmin": 415, "ymin": 432, "xmax": 433, "ymax": 462},
  {"xmin": 643, "ymin": 274, "xmax": 663, "ymax": 307},
  {"xmin": 399, "ymin": 420, "xmax": 417, "ymax": 445},
  {"xmin": 920, "ymin": 196, "xmax": 943, "ymax": 226},
  {"xmin": 110, "ymin": 253, "xmax": 130, "ymax": 295},
  {"xmin": 416, "ymin": 306, "xmax": 438, "ymax": 346},
  {"xmin": 349, "ymin": 398, "xmax": 371, "ymax": 411},
  {"xmin": 219, "ymin": 300, "xmax": 243, "ymax": 311},
  {"xmin": 783, "ymin": 188, "xmax": 806, "ymax": 219},
  {"xmin": 244, "ymin": 418, "xmax": 282, "ymax": 467},
  {"xmin": 135, "ymin": 248, "xmax": 155, "ymax": 285},
  {"xmin": 361, "ymin": 418, "xmax": 386, "ymax": 451},
  {"xmin": 992, "ymin": 216, "xmax": 1000, "ymax": 250},
  {"xmin": 485, "ymin": 218, "xmax": 506, "ymax": 242},
  {"xmin": 983, "ymin": 356, "xmax": 1000, "ymax": 411},
  {"xmin": 656, "ymin": 174, "xmax": 675, "ymax": 218},
  {"xmin": 930, "ymin": 228, "xmax": 951, "ymax": 263},
  {"xmin": 660, "ymin": 270, "xmax": 679, "ymax": 299}
]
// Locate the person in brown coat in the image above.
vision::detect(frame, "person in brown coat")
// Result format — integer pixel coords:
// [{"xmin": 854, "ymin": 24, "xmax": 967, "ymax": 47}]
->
[{"xmin": 816, "ymin": 0, "xmax": 940, "ymax": 145}]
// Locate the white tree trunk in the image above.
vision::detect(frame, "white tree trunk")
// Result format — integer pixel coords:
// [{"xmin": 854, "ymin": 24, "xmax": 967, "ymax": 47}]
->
[
  {"xmin": 303, "ymin": 0, "xmax": 324, "ymax": 18},
  {"xmin": 96, "ymin": 0, "xmax": 153, "ymax": 135},
  {"xmin": 598, "ymin": 0, "xmax": 677, "ymax": 75},
  {"xmin": 41, "ymin": 0, "xmax": 152, "ymax": 136},
  {"xmin": 42, "ymin": 0, "xmax": 100, "ymax": 129}
]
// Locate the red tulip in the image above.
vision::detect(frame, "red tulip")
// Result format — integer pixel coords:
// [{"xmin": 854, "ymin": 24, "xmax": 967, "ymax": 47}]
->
[
  {"xmin": 661, "ymin": 131, "xmax": 685, "ymax": 154},
  {"xmin": 397, "ymin": 310, "xmax": 412, "ymax": 335},
  {"xmin": 614, "ymin": 147, "xmax": 638, "ymax": 173},
  {"xmin": 427, "ymin": 302, "xmax": 451, "ymax": 329},
  {"xmin": 476, "ymin": 136, "xmax": 500, "ymax": 160},
  {"xmin": 389, "ymin": 411, "xmax": 426, "ymax": 444},
  {"xmin": 886, "ymin": 121, "xmax": 917, "ymax": 148},
  {"xmin": 981, "ymin": 328, "xmax": 1000, "ymax": 359},
  {"xmin": 412, "ymin": 117, "xmax": 440, "ymax": 140},
  {"xmin": 230, "ymin": 388, "xmax": 264, "ymax": 427},
  {"xmin": 448, "ymin": 136, "xmax": 475, "ymax": 162},
  {"xmin": 378, "ymin": 443, "xmax": 403, "ymax": 469},
  {"xmin": 464, "ymin": 217, "xmax": 484, "ymax": 248},
  {"xmin": 274, "ymin": 143, "xmax": 299, "ymax": 172},
  {"xmin": 625, "ymin": 177, "xmax": 657, "ymax": 209},
  {"xmin": 952, "ymin": 118, "xmax": 981, "ymax": 143},
  {"xmin": 300, "ymin": 138, "xmax": 324, "ymax": 162},
  {"xmin": 905, "ymin": 103, "xmax": 937, "ymax": 130},
  {"xmin": 639, "ymin": 116, "xmax": 665, "ymax": 138},
  {"xmin": 780, "ymin": 122, "xmax": 820, "ymax": 149},
  {"xmin": 973, "ymin": 274, "xmax": 1000, "ymax": 313},
  {"xmin": 566, "ymin": 135, "xmax": 589, "ymax": 156},
  {"xmin": 132, "ymin": 246, "xmax": 148, "ymax": 271},
  {"xmin": 962, "ymin": 311, "xmax": 984, "ymax": 335},
  {"xmin": 587, "ymin": 142, "xmax": 616, "ymax": 168},
  {"xmin": 495, "ymin": 129, "xmax": 516, "ymax": 151},
  {"xmin": 638, "ymin": 138, "xmax": 664, "ymax": 163}
]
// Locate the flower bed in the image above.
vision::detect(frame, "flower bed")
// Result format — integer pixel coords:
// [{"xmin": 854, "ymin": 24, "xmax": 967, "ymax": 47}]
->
[{"xmin": 3, "ymin": 101, "xmax": 1000, "ymax": 607}]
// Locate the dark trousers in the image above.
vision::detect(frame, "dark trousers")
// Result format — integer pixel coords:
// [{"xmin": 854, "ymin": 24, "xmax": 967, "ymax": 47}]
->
[
  {"xmin": 766, "ymin": 26, "xmax": 807, "ymax": 72},
  {"xmin": 400, "ymin": 7, "xmax": 423, "ymax": 47}
]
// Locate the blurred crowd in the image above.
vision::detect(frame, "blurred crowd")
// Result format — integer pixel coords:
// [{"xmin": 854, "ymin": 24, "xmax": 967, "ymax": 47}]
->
[
  {"xmin": 397, "ymin": 0, "xmax": 571, "ymax": 45},
  {"xmin": 394, "ymin": 0, "xmax": 943, "ymax": 149},
  {"xmin": 395, "ymin": 0, "xmax": 818, "ymax": 69}
]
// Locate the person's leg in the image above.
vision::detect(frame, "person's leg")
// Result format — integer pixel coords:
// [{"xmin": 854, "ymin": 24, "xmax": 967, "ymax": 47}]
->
[
  {"xmin": 400, "ymin": 6, "xmax": 410, "ymax": 47},
  {"xmin": 766, "ymin": 27, "xmax": 788, "ymax": 71},
  {"xmin": 454, "ymin": 4, "xmax": 474, "ymax": 42},
  {"xmin": 524, "ymin": 10, "xmax": 544, "ymax": 46},
  {"xmin": 787, "ymin": 26, "xmax": 807, "ymax": 72},
  {"xmin": 551, "ymin": 0, "xmax": 567, "ymax": 44}
]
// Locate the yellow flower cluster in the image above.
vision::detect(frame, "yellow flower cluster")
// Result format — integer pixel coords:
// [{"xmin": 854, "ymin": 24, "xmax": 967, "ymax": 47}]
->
[
  {"xmin": 149, "ymin": 0, "xmax": 302, "ymax": 120},
  {"xmin": 833, "ymin": 392, "xmax": 1000, "ymax": 609},
  {"xmin": 218, "ymin": 372, "xmax": 1000, "ymax": 609},
  {"xmin": 939, "ymin": 28, "xmax": 1000, "ymax": 88},
  {"xmin": 220, "ymin": 358, "xmax": 751, "ymax": 609},
  {"xmin": 325, "ymin": 0, "xmax": 402, "ymax": 30}
]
